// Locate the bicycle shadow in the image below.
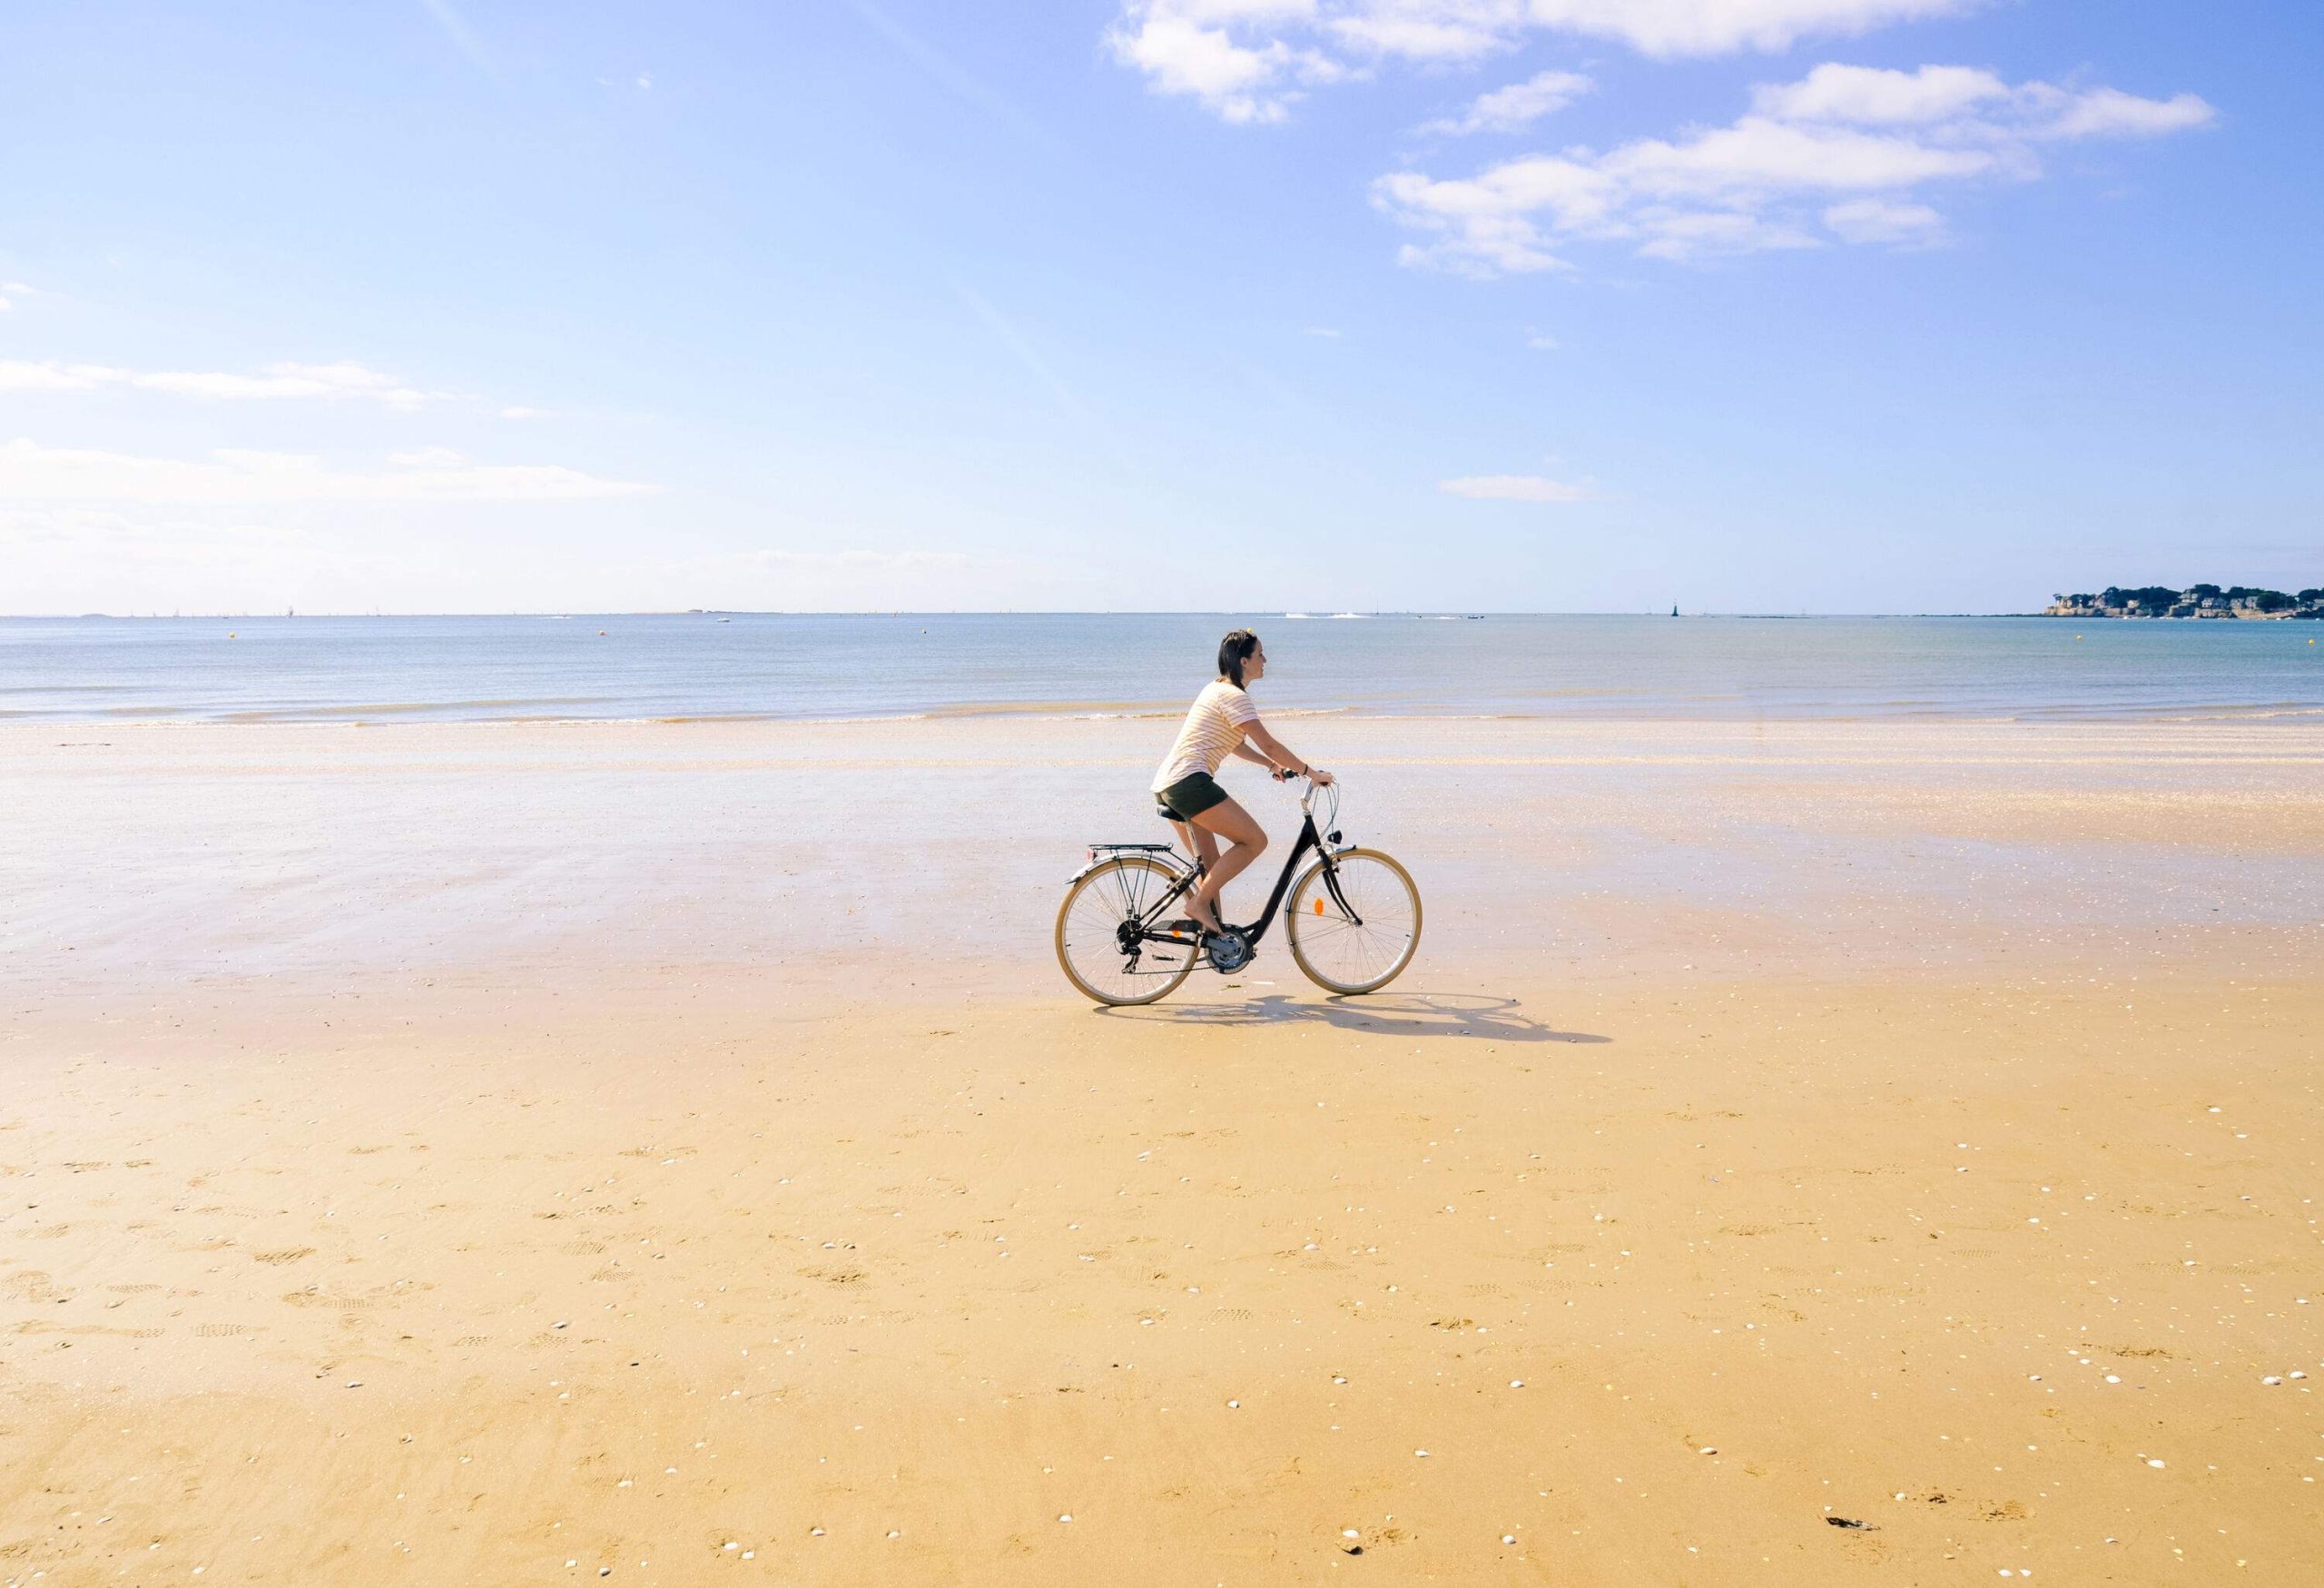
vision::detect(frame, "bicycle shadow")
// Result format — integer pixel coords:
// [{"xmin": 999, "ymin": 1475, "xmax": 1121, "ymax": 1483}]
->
[{"xmin": 1095, "ymin": 990, "xmax": 1609, "ymax": 1045}]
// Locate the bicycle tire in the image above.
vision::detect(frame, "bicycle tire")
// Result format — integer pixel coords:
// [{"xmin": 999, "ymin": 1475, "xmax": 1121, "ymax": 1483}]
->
[
  {"xmin": 1285, "ymin": 848, "xmax": 1422, "ymax": 995},
  {"xmin": 1056, "ymin": 854, "xmax": 1201, "ymax": 1006}
]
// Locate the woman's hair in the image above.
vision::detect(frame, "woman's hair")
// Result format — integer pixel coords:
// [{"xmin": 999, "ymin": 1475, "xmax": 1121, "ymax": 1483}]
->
[{"xmin": 1217, "ymin": 628, "xmax": 1261, "ymax": 687}]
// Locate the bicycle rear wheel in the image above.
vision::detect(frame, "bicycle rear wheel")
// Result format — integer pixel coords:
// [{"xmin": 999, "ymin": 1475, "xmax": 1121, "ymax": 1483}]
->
[
  {"xmin": 1285, "ymin": 848, "xmax": 1422, "ymax": 995},
  {"xmin": 1056, "ymin": 854, "xmax": 1200, "ymax": 1006}
]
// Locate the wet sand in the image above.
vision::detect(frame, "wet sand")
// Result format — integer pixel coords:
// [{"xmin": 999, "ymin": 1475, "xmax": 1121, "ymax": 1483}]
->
[{"xmin": 5, "ymin": 717, "xmax": 2322, "ymax": 1583}]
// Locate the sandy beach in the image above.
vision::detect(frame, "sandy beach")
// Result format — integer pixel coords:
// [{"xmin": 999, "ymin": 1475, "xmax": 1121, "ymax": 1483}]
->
[{"xmin": 5, "ymin": 715, "xmax": 2322, "ymax": 1584}]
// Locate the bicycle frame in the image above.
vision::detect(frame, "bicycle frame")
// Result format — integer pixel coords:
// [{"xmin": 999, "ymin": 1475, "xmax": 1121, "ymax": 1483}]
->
[{"xmin": 1083, "ymin": 780, "xmax": 1364, "ymax": 955}]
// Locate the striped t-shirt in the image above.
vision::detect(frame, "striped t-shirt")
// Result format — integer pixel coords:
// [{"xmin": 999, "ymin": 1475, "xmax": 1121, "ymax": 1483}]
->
[{"xmin": 1151, "ymin": 681, "xmax": 1260, "ymax": 792}]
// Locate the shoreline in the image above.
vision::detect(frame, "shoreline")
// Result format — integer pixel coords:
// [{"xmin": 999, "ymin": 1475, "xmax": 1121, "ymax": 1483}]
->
[
  {"xmin": 9, "ymin": 696, "xmax": 2324, "ymax": 729},
  {"xmin": 11, "ymin": 715, "xmax": 2323, "ymax": 1016}
]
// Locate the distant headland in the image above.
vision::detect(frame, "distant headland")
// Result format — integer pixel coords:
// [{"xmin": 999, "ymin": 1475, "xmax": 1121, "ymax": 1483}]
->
[{"xmin": 2046, "ymin": 584, "xmax": 2324, "ymax": 619}]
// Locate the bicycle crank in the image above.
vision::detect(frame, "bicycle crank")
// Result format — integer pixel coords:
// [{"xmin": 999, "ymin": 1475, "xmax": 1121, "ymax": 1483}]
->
[{"xmin": 1206, "ymin": 928, "xmax": 1254, "ymax": 974}]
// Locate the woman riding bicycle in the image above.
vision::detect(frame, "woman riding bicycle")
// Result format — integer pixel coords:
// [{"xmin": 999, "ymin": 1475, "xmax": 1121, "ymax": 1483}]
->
[{"xmin": 1152, "ymin": 628, "xmax": 1334, "ymax": 943}]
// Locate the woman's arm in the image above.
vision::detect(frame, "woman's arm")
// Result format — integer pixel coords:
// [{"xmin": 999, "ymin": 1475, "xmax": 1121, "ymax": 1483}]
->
[
  {"xmin": 1246, "ymin": 723, "xmax": 1334, "ymax": 784},
  {"xmin": 1227, "ymin": 743, "xmax": 1277, "ymax": 769}
]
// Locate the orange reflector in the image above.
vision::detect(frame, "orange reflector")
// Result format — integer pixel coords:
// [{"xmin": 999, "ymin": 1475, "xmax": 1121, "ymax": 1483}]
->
[{"xmin": 1313, "ymin": 898, "xmax": 1325, "ymax": 914}]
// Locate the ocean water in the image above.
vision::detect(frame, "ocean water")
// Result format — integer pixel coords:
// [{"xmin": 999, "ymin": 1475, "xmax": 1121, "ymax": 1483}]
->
[{"xmin": 2, "ymin": 612, "xmax": 2318, "ymax": 724}]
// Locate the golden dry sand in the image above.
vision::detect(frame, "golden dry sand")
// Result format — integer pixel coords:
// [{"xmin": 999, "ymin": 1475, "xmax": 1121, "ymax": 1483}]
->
[{"xmin": 5, "ymin": 718, "xmax": 2323, "ymax": 1584}]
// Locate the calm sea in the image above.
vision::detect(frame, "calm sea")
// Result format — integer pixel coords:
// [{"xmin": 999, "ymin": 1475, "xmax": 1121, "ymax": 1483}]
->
[{"xmin": 2, "ymin": 613, "xmax": 2318, "ymax": 724}]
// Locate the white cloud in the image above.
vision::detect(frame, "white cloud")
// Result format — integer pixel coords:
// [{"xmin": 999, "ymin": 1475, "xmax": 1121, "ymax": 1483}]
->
[
  {"xmin": 1440, "ymin": 473, "xmax": 1591, "ymax": 502},
  {"xmin": 1524, "ymin": 330, "xmax": 1559, "ymax": 350},
  {"xmin": 2035, "ymin": 85, "xmax": 2213, "ymax": 140},
  {"xmin": 1823, "ymin": 195, "xmax": 1944, "ymax": 242},
  {"xmin": 0, "ymin": 280, "xmax": 32, "ymax": 311},
  {"xmin": 1375, "ymin": 65, "xmax": 2213, "ymax": 271},
  {"xmin": 1603, "ymin": 116, "xmax": 1993, "ymax": 199},
  {"xmin": 1326, "ymin": 5, "xmax": 1512, "ymax": 60},
  {"xmin": 0, "ymin": 439, "xmax": 651, "ymax": 504},
  {"xmin": 1424, "ymin": 68, "xmax": 1594, "ymax": 135},
  {"xmin": 1105, "ymin": 3, "xmax": 1351, "ymax": 123},
  {"xmin": 1755, "ymin": 64, "xmax": 2217, "ymax": 142},
  {"xmin": 1109, "ymin": 1, "xmax": 1974, "ymax": 119},
  {"xmin": 0, "ymin": 358, "xmax": 440, "ymax": 410},
  {"xmin": 1636, "ymin": 206, "xmax": 1820, "ymax": 258},
  {"xmin": 499, "ymin": 405, "xmax": 554, "ymax": 419},
  {"xmin": 1752, "ymin": 63, "xmax": 2006, "ymax": 123},
  {"xmin": 1539, "ymin": 0, "xmax": 1969, "ymax": 56}
]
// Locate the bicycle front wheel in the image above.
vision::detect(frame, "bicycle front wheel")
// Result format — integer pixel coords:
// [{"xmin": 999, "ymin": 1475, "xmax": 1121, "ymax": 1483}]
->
[
  {"xmin": 1285, "ymin": 848, "xmax": 1422, "ymax": 995},
  {"xmin": 1056, "ymin": 854, "xmax": 1200, "ymax": 1006}
]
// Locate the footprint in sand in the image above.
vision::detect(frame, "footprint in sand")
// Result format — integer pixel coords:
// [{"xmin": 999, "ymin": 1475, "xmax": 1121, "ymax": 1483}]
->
[
  {"xmin": 19, "ymin": 1323, "xmax": 165, "ymax": 1338},
  {"xmin": 5, "ymin": 1270, "xmax": 67, "ymax": 1303},
  {"xmin": 252, "ymin": 1248, "xmax": 315, "ymax": 1265},
  {"xmin": 195, "ymin": 1322, "xmax": 263, "ymax": 1337}
]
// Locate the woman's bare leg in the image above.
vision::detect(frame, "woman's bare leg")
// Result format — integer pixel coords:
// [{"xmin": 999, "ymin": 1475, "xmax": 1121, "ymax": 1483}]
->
[
  {"xmin": 1167, "ymin": 815, "xmax": 1206, "ymax": 866},
  {"xmin": 1187, "ymin": 796, "xmax": 1266, "ymax": 933},
  {"xmin": 1168, "ymin": 818, "xmax": 1222, "ymax": 930}
]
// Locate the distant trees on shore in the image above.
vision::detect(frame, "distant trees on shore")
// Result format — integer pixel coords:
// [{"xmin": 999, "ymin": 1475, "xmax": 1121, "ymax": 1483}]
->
[{"xmin": 2047, "ymin": 585, "xmax": 2324, "ymax": 619}]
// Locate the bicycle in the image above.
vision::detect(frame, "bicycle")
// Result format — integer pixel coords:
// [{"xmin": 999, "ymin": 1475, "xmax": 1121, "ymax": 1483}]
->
[{"xmin": 1054, "ymin": 775, "xmax": 1422, "ymax": 1006}]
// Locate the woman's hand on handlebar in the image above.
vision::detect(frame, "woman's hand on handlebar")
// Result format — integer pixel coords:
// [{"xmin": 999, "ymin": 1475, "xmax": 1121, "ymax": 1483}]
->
[{"xmin": 1274, "ymin": 764, "xmax": 1334, "ymax": 786}]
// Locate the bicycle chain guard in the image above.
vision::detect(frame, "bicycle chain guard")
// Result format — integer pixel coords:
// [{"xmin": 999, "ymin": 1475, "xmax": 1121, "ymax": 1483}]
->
[{"xmin": 1206, "ymin": 928, "xmax": 1254, "ymax": 974}]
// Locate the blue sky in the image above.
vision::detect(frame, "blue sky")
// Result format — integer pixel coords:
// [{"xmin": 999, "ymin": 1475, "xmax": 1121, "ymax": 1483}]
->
[{"xmin": 3, "ymin": 1, "xmax": 2317, "ymax": 614}]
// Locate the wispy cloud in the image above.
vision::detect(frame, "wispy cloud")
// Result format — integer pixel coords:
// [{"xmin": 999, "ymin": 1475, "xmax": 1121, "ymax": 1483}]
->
[
  {"xmin": 1440, "ymin": 473, "xmax": 1592, "ymax": 503},
  {"xmin": 952, "ymin": 281, "xmax": 1147, "ymax": 482},
  {"xmin": 1374, "ymin": 64, "xmax": 2215, "ymax": 271},
  {"xmin": 1303, "ymin": 325, "xmax": 1344, "ymax": 339},
  {"xmin": 417, "ymin": 0, "xmax": 495, "ymax": 74},
  {"xmin": 682, "ymin": 546, "xmax": 975, "ymax": 575},
  {"xmin": 0, "ymin": 358, "xmax": 444, "ymax": 410},
  {"xmin": 1423, "ymin": 69, "xmax": 1594, "ymax": 136},
  {"xmin": 1822, "ymin": 195, "xmax": 1945, "ymax": 243},
  {"xmin": 850, "ymin": 0, "xmax": 1047, "ymax": 141},
  {"xmin": 1109, "ymin": 1, "xmax": 1972, "ymax": 121},
  {"xmin": 650, "ymin": 542, "xmax": 1108, "ymax": 612},
  {"xmin": 0, "ymin": 280, "xmax": 34, "ymax": 312},
  {"xmin": 0, "ymin": 506, "xmax": 419, "ymax": 610},
  {"xmin": 0, "ymin": 439, "xmax": 651, "ymax": 503}
]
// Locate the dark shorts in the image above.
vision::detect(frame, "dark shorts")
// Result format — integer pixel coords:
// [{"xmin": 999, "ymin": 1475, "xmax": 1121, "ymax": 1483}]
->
[{"xmin": 1156, "ymin": 771, "xmax": 1230, "ymax": 821}]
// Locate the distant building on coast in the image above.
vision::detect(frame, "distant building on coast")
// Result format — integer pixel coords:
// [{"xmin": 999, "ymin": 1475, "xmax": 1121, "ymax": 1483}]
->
[{"xmin": 2046, "ymin": 583, "xmax": 2324, "ymax": 619}]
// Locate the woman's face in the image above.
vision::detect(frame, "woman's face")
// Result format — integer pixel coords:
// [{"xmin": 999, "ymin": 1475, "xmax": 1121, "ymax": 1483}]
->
[{"xmin": 1244, "ymin": 643, "xmax": 1266, "ymax": 684}]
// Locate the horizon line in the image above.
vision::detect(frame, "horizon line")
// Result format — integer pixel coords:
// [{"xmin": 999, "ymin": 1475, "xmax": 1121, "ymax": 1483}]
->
[{"xmin": 3, "ymin": 608, "xmax": 2056, "ymax": 621}]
